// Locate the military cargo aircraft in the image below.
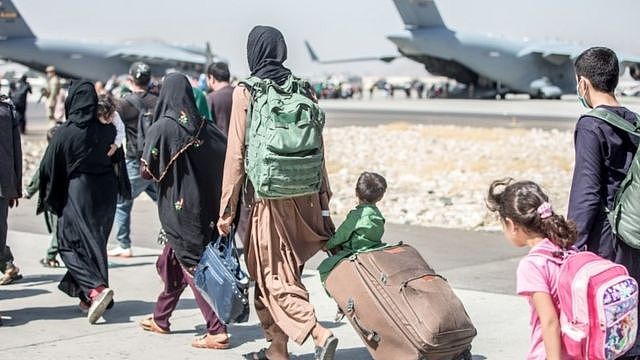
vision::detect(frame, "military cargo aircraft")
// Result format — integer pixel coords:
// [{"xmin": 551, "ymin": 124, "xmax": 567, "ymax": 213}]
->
[
  {"xmin": 0, "ymin": 0, "xmax": 216, "ymax": 81},
  {"xmin": 307, "ymin": 0, "xmax": 640, "ymax": 99}
]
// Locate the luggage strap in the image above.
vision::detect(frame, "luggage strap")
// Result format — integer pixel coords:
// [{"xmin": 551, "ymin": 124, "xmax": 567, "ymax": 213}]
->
[{"xmin": 401, "ymin": 273, "xmax": 448, "ymax": 287}]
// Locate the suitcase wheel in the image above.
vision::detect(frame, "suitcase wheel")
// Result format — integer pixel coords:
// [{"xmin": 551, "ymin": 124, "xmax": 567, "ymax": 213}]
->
[{"xmin": 457, "ymin": 348, "xmax": 472, "ymax": 360}]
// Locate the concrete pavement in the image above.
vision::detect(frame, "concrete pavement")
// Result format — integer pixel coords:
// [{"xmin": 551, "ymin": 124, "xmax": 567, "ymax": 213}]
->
[
  {"xmin": 321, "ymin": 96, "xmax": 640, "ymax": 130},
  {"xmin": 321, "ymin": 96, "xmax": 640, "ymax": 120},
  {"xmin": 1, "ymin": 228, "xmax": 530, "ymax": 359},
  {"xmin": 9, "ymin": 195, "xmax": 527, "ymax": 296}
]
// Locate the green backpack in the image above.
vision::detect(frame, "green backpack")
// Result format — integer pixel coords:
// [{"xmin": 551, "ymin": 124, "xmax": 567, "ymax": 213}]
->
[
  {"xmin": 241, "ymin": 75, "xmax": 325, "ymax": 199},
  {"xmin": 587, "ymin": 108, "xmax": 640, "ymax": 248}
]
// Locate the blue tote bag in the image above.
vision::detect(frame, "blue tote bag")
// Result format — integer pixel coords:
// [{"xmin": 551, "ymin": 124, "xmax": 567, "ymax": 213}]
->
[{"xmin": 194, "ymin": 229, "xmax": 250, "ymax": 324}]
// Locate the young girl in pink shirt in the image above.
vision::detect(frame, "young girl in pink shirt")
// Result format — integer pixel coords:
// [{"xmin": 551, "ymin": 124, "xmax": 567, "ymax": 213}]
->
[{"xmin": 486, "ymin": 178, "xmax": 577, "ymax": 360}]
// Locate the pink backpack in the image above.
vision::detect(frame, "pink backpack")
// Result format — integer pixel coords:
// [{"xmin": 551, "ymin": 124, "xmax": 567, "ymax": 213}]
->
[{"xmin": 531, "ymin": 248, "xmax": 638, "ymax": 359}]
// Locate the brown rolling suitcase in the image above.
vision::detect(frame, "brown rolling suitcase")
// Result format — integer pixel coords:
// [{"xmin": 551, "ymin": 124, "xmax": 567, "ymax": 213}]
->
[{"xmin": 324, "ymin": 244, "xmax": 476, "ymax": 360}]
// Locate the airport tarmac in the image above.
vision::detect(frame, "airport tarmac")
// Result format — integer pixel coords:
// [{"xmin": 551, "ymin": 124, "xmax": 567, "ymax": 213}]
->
[
  {"xmin": 5, "ymin": 97, "xmax": 639, "ymax": 359},
  {"xmin": 1, "ymin": 230, "xmax": 530, "ymax": 360},
  {"xmin": 23, "ymin": 96, "xmax": 640, "ymax": 135},
  {"xmin": 321, "ymin": 96, "xmax": 640, "ymax": 129}
]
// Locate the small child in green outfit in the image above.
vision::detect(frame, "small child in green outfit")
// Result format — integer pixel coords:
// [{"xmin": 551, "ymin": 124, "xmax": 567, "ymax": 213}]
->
[{"xmin": 318, "ymin": 171, "xmax": 387, "ymax": 284}]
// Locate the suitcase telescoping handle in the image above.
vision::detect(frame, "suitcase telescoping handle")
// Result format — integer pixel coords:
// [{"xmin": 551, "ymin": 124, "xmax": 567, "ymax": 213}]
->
[{"xmin": 345, "ymin": 298, "xmax": 381, "ymax": 344}]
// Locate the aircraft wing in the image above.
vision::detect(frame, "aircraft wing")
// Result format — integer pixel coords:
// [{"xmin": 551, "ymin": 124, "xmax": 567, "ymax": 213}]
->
[
  {"xmin": 517, "ymin": 44, "xmax": 583, "ymax": 65},
  {"xmin": 305, "ymin": 40, "xmax": 397, "ymax": 64},
  {"xmin": 107, "ymin": 42, "xmax": 206, "ymax": 66},
  {"xmin": 520, "ymin": 44, "xmax": 640, "ymax": 80}
]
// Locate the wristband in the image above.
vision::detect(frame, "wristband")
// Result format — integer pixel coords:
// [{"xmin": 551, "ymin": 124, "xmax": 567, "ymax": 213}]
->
[{"xmin": 321, "ymin": 210, "xmax": 330, "ymax": 217}]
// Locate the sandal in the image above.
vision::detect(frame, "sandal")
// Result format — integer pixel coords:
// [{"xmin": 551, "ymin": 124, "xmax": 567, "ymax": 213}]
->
[
  {"xmin": 191, "ymin": 333, "xmax": 230, "ymax": 349},
  {"xmin": 314, "ymin": 334, "xmax": 338, "ymax": 360},
  {"xmin": 139, "ymin": 317, "xmax": 170, "ymax": 334},
  {"xmin": 243, "ymin": 348, "xmax": 270, "ymax": 360},
  {"xmin": 40, "ymin": 258, "xmax": 61, "ymax": 268}
]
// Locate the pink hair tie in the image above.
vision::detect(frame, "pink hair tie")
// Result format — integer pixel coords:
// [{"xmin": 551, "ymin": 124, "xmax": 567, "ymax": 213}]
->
[{"xmin": 537, "ymin": 202, "xmax": 553, "ymax": 219}]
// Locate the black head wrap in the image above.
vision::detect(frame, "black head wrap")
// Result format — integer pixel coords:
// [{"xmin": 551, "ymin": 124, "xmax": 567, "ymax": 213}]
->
[
  {"xmin": 153, "ymin": 73, "xmax": 203, "ymax": 136},
  {"xmin": 38, "ymin": 80, "xmax": 101, "ymax": 215},
  {"xmin": 143, "ymin": 72, "xmax": 213, "ymax": 182},
  {"xmin": 247, "ymin": 25, "xmax": 292, "ymax": 85},
  {"xmin": 65, "ymin": 80, "xmax": 98, "ymax": 128}
]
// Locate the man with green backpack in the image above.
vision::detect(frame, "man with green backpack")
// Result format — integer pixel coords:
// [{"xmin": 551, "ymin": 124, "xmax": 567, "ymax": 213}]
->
[{"xmin": 568, "ymin": 46, "xmax": 640, "ymax": 359}]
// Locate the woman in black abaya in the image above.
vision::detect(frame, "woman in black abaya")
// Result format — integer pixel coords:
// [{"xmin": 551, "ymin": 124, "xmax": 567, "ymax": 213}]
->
[{"xmin": 39, "ymin": 80, "xmax": 118, "ymax": 324}]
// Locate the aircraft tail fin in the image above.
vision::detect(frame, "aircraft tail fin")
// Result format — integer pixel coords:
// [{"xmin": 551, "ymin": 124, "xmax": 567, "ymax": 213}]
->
[
  {"xmin": 304, "ymin": 41, "xmax": 320, "ymax": 62},
  {"xmin": 393, "ymin": 0, "xmax": 446, "ymax": 28},
  {"xmin": 0, "ymin": 0, "xmax": 34, "ymax": 39},
  {"xmin": 304, "ymin": 40, "xmax": 397, "ymax": 64}
]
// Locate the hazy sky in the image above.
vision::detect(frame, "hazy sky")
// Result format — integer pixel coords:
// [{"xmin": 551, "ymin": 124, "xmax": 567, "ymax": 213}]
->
[{"xmin": 14, "ymin": 0, "xmax": 640, "ymax": 77}]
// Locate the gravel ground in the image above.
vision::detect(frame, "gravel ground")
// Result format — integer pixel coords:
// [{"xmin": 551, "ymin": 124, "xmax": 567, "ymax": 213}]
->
[
  {"xmin": 324, "ymin": 123, "xmax": 575, "ymax": 230},
  {"xmin": 22, "ymin": 123, "xmax": 576, "ymax": 231}
]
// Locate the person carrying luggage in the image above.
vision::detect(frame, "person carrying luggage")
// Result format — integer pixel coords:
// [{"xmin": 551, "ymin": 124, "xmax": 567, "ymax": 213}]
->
[
  {"xmin": 217, "ymin": 25, "xmax": 338, "ymax": 360},
  {"xmin": 318, "ymin": 171, "xmax": 387, "ymax": 284},
  {"xmin": 487, "ymin": 178, "xmax": 638, "ymax": 360},
  {"xmin": 138, "ymin": 73, "xmax": 229, "ymax": 349}
]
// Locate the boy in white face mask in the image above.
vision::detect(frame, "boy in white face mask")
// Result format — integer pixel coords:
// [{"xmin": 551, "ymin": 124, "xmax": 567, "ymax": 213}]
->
[{"xmin": 568, "ymin": 46, "xmax": 640, "ymax": 359}]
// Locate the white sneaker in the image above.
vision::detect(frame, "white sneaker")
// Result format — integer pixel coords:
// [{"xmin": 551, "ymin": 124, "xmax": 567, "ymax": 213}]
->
[
  {"xmin": 107, "ymin": 246, "xmax": 132, "ymax": 258},
  {"xmin": 88, "ymin": 288, "xmax": 114, "ymax": 324}
]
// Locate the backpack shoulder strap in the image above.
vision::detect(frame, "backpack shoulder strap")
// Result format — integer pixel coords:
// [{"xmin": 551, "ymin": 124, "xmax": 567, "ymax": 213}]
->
[
  {"xmin": 528, "ymin": 247, "xmax": 573, "ymax": 265},
  {"xmin": 585, "ymin": 108, "xmax": 640, "ymax": 137},
  {"xmin": 239, "ymin": 76, "xmax": 266, "ymax": 94},
  {"xmin": 239, "ymin": 78, "xmax": 261, "ymax": 148},
  {"xmin": 292, "ymin": 76, "xmax": 309, "ymax": 89}
]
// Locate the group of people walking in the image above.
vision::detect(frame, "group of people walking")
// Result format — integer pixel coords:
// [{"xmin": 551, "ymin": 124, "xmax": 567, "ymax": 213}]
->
[
  {"xmin": 0, "ymin": 25, "xmax": 343, "ymax": 360},
  {"xmin": 1, "ymin": 24, "xmax": 640, "ymax": 360}
]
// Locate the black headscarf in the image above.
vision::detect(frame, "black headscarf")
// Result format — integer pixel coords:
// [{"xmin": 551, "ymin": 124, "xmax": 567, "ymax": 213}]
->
[
  {"xmin": 38, "ymin": 80, "xmax": 100, "ymax": 215},
  {"xmin": 65, "ymin": 80, "xmax": 98, "ymax": 128},
  {"xmin": 153, "ymin": 73, "xmax": 203, "ymax": 137},
  {"xmin": 247, "ymin": 25, "xmax": 292, "ymax": 85},
  {"xmin": 144, "ymin": 73, "xmax": 208, "ymax": 182}
]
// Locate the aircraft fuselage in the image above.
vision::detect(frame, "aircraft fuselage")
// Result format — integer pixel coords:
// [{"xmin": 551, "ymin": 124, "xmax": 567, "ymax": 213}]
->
[
  {"xmin": 387, "ymin": 28, "xmax": 578, "ymax": 94},
  {"xmin": 0, "ymin": 38, "xmax": 176, "ymax": 81},
  {"xmin": 0, "ymin": 38, "xmax": 128, "ymax": 80}
]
